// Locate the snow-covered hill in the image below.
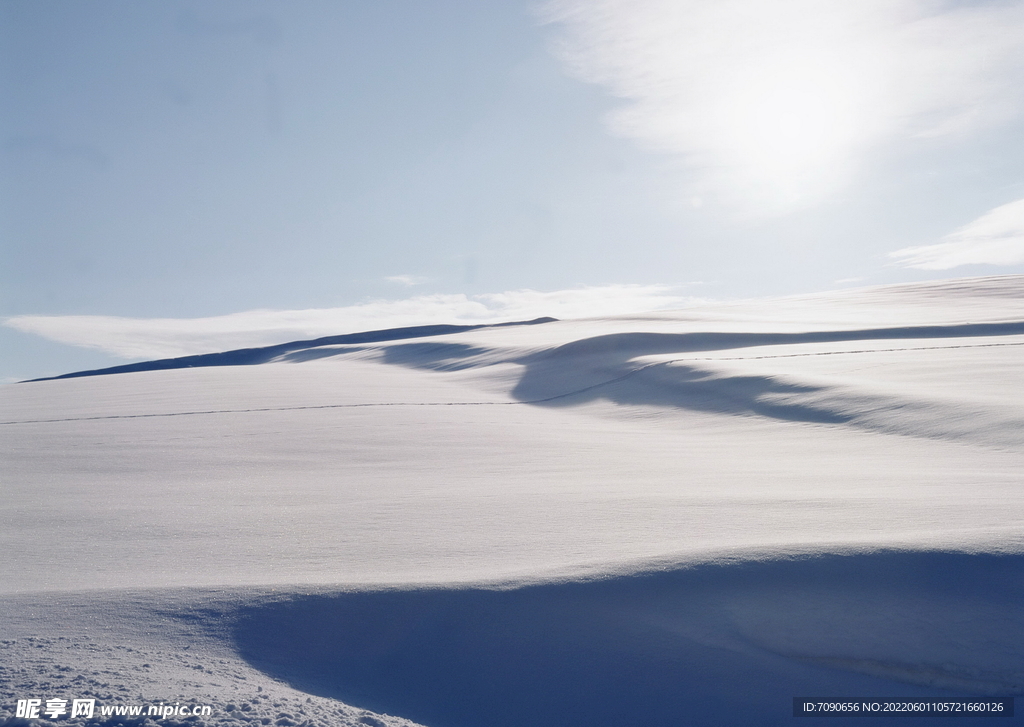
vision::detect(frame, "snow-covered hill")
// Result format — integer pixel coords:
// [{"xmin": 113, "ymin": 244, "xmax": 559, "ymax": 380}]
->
[{"xmin": 2, "ymin": 276, "xmax": 1022, "ymax": 726}]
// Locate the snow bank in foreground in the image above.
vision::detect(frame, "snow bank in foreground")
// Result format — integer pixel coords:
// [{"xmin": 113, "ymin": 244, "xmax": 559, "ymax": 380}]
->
[{"xmin": 1, "ymin": 551, "xmax": 1020, "ymax": 727}]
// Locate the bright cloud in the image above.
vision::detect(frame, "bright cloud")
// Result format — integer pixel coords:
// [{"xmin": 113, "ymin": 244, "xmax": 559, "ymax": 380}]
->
[
  {"xmin": 542, "ymin": 0, "xmax": 1024, "ymax": 210},
  {"xmin": 889, "ymin": 198, "xmax": 1024, "ymax": 270},
  {"xmin": 4, "ymin": 285, "xmax": 696, "ymax": 360}
]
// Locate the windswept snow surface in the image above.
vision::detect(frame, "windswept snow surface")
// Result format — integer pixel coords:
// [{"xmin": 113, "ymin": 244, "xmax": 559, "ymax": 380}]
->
[{"xmin": 2, "ymin": 276, "xmax": 1023, "ymax": 726}]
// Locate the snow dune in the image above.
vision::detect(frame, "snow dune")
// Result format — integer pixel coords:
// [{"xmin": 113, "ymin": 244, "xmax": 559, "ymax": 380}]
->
[{"xmin": 1, "ymin": 275, "xmax": 1023, "ymax": 726}]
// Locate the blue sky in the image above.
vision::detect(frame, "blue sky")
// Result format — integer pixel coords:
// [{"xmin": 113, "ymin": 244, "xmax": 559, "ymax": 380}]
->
[{"xmin": 4, "ymin": 0, "xmax": 1024, "ymax": 380}]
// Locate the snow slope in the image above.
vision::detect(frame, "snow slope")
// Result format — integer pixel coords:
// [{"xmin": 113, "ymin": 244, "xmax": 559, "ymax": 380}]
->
[{"xmin": 1, "ymin": 276, "xmax": 1023, "ymax": 726}]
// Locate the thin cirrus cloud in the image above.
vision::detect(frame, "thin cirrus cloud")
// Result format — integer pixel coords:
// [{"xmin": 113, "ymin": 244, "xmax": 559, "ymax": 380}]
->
[
  {"xmin": 541, "ymin": 0, "xmax": 1024, "ymax": 211},
  {"xmin": 3, "ymin": 285, "xmax": 695, "ymax": 361},
  {"xmin": 889, "ymin": 198, "xmax": 1024, "ymax": 270}
]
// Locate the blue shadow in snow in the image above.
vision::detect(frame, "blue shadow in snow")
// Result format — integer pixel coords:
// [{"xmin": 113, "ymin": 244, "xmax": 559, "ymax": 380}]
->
[
  {"xmin": 233, "ymin": 551, "xmax": 1024, "ymax": 727},
  {"xmin": 24, "ymin": 318, "xmax": 557, "ymax": 382}
]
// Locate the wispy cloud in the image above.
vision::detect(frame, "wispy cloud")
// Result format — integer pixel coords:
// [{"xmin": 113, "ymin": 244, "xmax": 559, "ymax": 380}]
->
[
  {"xmin": 4, "ymin": 285, "xmax": 695, "ymax": 360},
  {"xmin": 542, "ymin": 0, "xmax": 1024, "ymax": 211},
  {"xmin": 384, "ymin": 274, "xmax": 431, "ymax": 286},
  {"xmin": 889, "ymin": 198, "xmax": 1024, "ymax": 270}
]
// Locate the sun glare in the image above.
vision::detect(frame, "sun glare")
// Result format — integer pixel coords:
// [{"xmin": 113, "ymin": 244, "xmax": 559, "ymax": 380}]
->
[{"xmin": 708, "ymin": 50, "xmax": 877, "ymax": 205}]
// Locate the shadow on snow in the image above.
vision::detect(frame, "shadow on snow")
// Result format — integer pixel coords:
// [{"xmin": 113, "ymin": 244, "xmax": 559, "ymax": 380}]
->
[{"xmin": 233, "ymin": 551, "xmax": 1024, "ymax": 727}]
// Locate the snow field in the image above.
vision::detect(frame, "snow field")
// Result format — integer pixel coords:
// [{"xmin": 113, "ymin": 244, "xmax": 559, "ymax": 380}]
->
[{"xmin": 2, "ymin": 276, "xmax": 1023, "ymax": 726}]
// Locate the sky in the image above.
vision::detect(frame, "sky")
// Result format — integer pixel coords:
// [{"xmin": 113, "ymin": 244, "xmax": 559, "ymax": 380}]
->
[{"xmin": 3, "ymin": 0, "xmax": 1024, "ymax": 381}]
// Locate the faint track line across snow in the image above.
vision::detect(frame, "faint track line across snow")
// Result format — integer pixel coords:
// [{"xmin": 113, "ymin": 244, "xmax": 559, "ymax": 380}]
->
[{"xmin": 3, "ymin": 339, "xmax": 1023, "ymax": 426}]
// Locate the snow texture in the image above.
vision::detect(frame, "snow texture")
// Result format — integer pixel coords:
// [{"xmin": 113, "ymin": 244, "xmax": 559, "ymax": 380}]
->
[{"xmin": 1, "ymin": 275, "xmax": 1023, "ymax": 726}]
